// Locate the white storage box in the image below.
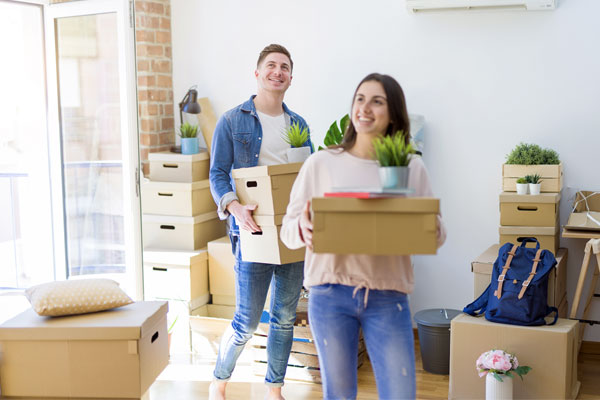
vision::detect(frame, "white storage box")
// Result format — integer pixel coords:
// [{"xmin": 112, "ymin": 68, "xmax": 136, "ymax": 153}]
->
[
  {"xmin": 208, "ymin": 236, "xmax": 236, "ymax": 306},
  {"xmin": 232, "ymin": 163, "xmax": 301, "ymax": 215},
  {"xmin": 142, "ymin": 212, "xmax": 226, "ymax": 251},
  {"xmin": 149, "ymin": 151, "xmax": 209, "ymax": 183},
  {"xmin": 143, "ymin": 248, "xmax": 210, "ymax": 309},
  {"xmin": 0, "ymin": 301, "xmax": 168, "ymax": 399},
  {"xmin": 240, "ymin": 215, "xmax": 305, "ymax": 265},
  {"xmin": 142, "ymin": 180, "xmax": 215, "ymax": 217}
]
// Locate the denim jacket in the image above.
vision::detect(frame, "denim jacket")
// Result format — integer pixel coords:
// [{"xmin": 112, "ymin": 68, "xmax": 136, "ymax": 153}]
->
[{"xmin": 209, "ymin": 95, "xmax": 312, "ymax": 236}]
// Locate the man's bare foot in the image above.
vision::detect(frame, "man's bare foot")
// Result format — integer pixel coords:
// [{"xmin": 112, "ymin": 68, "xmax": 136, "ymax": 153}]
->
[
  {"xmin": 265, "ymin": 386, "xmax": 285, "ymax": 400},
  {"xmin": 209, "ymin": 380, "xmax": 227, "ymax": 400}
]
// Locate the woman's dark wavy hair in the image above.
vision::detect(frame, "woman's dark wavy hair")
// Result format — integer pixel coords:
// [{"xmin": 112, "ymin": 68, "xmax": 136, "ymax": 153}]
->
[{"xmin": 336, "ymin": 73, "xmax": 410, "ymax": 151}]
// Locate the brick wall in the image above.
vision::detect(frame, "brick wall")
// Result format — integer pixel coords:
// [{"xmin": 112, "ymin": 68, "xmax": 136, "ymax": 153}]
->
[{"xmin": 135, "ymin": 0, "xmax": 174, "ymax": 177}]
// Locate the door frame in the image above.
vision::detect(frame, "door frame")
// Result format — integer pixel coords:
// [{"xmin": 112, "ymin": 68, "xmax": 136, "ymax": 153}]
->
[{"xmin": 44, "ymin": 0, "xmax": 142, "ymax": 299}]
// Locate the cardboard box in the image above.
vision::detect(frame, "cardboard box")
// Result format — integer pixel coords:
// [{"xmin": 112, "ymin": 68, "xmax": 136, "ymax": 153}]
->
[
  {"xmin": 142, "ymin": 179, "xmax": 216, "ymax": 217},
  {"xmin": 558, "ymin": 293, "xmax": 569, "ymax": 318},
  {"xmin": 142, "ymin": 212, "xmax": 226, "ymax": 250},
  {"xmin": 0, "ymin": 301, "xmax": 168, "ymax": 399},
  {"xmin": 207, "ymin": 236, "xmax": 236, "ymax": 301},
  {"xmin": 564, "ymin": 190, "xmax": 600, "ymax": 231},
  {"xmin": 189, "ymin": 304, "xmax": 234, "ymax": 359},
  {"xmin": 149, "ymin": 151, "xmax": 209, "ymax": 183},
  {"xmin": 499, "ymin": 225, "xmax": 559, "ymax": 255},
  {"xmin": 502, "ymin": 163, "xmax": 563, "ymax": 193},
  {"xmin": 240, "ymin": 214, "xmax": 305, "ymax": 265},
  {"xmin": 143, "ymin": 248, "xmax": 210, "ymax": 310},
  {"xmin": 449, "ymin": 314, "xmax": 579, "ymax": 399},
  {"xmin": 232, "ymin": 163, "xmax": 302, "ymax": 215},
  {"xmin": 472, "ymin": 245, "xmax": 567, "ymax": 307},
  {"xmin": 312, "ymin": 197, "xmax": 439, "ymax": 255},
  {"xmin": 499, "ymin": 192, "xmax": 560, "ymax": 227}
]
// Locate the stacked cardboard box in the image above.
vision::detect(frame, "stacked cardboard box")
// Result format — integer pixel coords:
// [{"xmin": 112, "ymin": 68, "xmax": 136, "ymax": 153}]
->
[
  {"xmin": 499, "ymin": 192, "xmax": 561, "ymax": 254},
  {"xmin": 142, "ymin": 151, "xmax": 225, "ymax": 250},
  {"xmin": 142, "ymin": 151, "xmax": 226, "ymax": 353},
  {"xmin": 500, "ymin": 162, "xmax": 563, "ymax": 254},
  {"xmin": 232, "ymin": 163, "xmax": 305, "ymax": 264},
  {"xmin": 449, "ymin": 314, "xmax": 579, "ymax": 399}
]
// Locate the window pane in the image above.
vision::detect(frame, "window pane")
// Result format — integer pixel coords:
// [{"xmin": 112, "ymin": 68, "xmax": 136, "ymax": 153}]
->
[
  {"xmin": 0, "ymin": 2, "xmax": 54, "ymax": 288},
  {"xmin": 55, "ymin": 13, "xmax": 126, "ymax": 277}
]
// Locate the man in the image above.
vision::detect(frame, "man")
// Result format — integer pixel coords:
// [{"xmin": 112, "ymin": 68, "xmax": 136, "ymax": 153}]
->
[{"xmin": 208, "ymin": 44, "xmax": 312, "ymax": 400}]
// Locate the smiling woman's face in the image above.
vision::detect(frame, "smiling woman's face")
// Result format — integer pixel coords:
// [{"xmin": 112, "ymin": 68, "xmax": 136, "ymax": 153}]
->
[{"xmin": 351, "ymin": 80, "xmax": 390, "ymax": 138}]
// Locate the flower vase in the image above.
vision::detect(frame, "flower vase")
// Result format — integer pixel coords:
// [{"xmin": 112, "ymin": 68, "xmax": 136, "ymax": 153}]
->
[
  {"xmin": 485, "ymin": 373, "xmax": 513, "ymax": 400},
  {"xmin": 287, "ymin": 146, "xmax": 311, "ymax": 163},
  {"xmin": 378, "ymin": 166, "xmax": 409, "ymax": 190}
]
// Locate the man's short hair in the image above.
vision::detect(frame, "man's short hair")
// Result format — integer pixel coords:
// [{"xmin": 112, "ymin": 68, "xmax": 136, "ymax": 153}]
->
[{"xmin": 257, "ymin": 44, "xmax": 293, "ymax": 72}]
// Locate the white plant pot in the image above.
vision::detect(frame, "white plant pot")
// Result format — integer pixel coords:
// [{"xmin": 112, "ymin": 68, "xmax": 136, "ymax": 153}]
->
[
  {"xmin": 529, "ymin": 183, "xmax": 541, "ymax": 195},
  {"xmin": 378, "ymin": 166, "xmax": 409, "ymax": 189},
  {"xmin": 485, "ymin": 373, "xmax": 513, "ymax": 400},
  {"xmin": 287, "ymin": 146, "xmax": 311, "ymax": 163},
  {"xmin": 516, "ymin": 183, "xmax": 529, "ymax": 195}
]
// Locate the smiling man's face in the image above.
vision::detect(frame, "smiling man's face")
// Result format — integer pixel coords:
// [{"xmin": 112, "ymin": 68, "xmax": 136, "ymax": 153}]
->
[{"xmin": 255, "ymin": 52, "xmax": 292, "ymax": 94}]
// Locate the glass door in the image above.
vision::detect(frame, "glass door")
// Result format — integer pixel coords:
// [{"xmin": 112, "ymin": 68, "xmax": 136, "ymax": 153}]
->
[{"xmin": 45, "ymin": 0, "xmax": 142, "ymax": 298}]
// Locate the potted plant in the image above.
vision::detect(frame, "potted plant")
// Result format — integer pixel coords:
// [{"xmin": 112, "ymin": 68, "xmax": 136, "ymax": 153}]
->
[
  {"xmin": 372, "ymin": 131, "xmax": 415, "ymax": 189},
  {"xmin": 515, "ymin": 177, "xmax": 528, "ymax": 195},
  {"xmin": 477, "ymin": 349, "xmax": 531, "ymax": 400},
  {"xmin": 526, "ymin": 173, "xmax": 542, "ymax": 195},
  {"xmin": 283, "ymin": 121, "xmax": 311, "ymax": 163},
  {"xmin": 178, "ymin": 123, "xmax": 199, "ymax": 155},
  {"xmin": 318, "ymin": 114, "xmax": 349, "ymax": 150},
  {"xmin": 503, "ymin": 143, "xmax": 561, "ymax": 193}
]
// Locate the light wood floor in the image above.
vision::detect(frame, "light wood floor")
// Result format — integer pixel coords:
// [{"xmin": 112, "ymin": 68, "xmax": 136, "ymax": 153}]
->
[{"xmin": 150, "ymin": 339, "xmax": 600, "ymax": 400}]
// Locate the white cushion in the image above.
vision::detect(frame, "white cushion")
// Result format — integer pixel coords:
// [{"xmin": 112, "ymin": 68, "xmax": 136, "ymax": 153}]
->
[{"xmin": 25, "ymin": 279, "xmax": 133, "ymax": 317}]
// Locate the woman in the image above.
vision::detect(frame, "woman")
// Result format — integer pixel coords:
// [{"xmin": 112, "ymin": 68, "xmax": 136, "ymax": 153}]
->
[{"xmin": 280, "ymin": 73, "xmax": 446, "ymax": 399}]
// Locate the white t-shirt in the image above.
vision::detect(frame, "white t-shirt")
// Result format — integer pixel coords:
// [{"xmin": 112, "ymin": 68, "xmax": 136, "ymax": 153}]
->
[{"xmin": 256, "ymin": 111, "xmax": 289, "ymax": 166}]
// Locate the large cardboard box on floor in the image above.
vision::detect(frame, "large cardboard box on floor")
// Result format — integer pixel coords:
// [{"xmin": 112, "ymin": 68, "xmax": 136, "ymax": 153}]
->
[
  {"xmin": 499, "ymin": 225, "xmax": 559, "ymax": 255},
  {"xmin": 471, "ymin": 245, "xmax": 567, "ymax": 308},
  {"xmin": 240, "ymin": 214, "xmax": 305, "ymax": 265},
  {"xmin": 232, "ymin": 163, "xmax": 302, "ymax": 215},
  {"xmin": 143, "ymin": 248, "xmax": 210, "ymax": 310},
  {"xmin": 0, "ymin": 301, "xmax": 168, "ymax": 399},
  {"xmin": 208, "ymin": 236, "xmax": 236, "ymax": 306},
  {"xmin": 312, "ymin": 197, "xmax": 439, "ymax": 255},
  {"xmin": 449, "ymin": 314, "xmax": 579, "ymax": 399},
  {"xmin": 148, "ymin": 150, "xmax": 209, "ymax": 183},
  {"xmin": 499, "ymin": 192, "xmax": 560, "ymax": 227},
  {"xmin": 502, "ymin": 163, "xmax": 563, "ymax": 193},
  {"xmin": 142, "ymin": 212, "xmax": 226, "ymax": 250},
  {"xmin": 142, "ymin": 179, "xmax": 215, "ymax": 216}
]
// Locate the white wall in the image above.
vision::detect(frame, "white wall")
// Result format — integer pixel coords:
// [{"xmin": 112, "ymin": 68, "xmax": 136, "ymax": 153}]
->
[{"xmin": 171, "ymin": 0, "xmax": 600, "ymax": 340}]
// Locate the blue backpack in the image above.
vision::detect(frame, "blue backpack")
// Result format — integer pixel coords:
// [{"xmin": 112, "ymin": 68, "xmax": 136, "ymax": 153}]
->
[{"xmin": 464, "ymin": 238, "xmax": 558, "ymax": 326}]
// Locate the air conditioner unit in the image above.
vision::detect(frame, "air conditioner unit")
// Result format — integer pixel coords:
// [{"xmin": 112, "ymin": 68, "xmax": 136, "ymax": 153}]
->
[{"xmin": 406, "ymin": 0, "xmax": 556, "ymax": 12}]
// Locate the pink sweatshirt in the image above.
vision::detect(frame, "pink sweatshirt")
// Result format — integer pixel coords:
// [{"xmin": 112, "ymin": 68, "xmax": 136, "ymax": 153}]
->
[{"xmin": 280, "ymin": 149, "xmax": 447, "ymax": 294}]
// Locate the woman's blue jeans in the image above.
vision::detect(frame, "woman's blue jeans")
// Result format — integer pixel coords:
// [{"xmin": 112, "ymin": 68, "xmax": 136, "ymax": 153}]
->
[
  {"xmin": 213, "ymin": 235, "xmax": 304, "ymax": 387},
  {"xmin": 308, "ymin": 284, "xmax": 416, "ymax": 400}
]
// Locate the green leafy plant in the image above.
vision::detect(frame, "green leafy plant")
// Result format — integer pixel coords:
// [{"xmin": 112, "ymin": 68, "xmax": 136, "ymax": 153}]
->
[
  {"xmin": 525, "ymin": 173, "xmax": 542, "ymax": 184},
  {"xmin": 282, "ymin": 122, "xmax": 309, "ymax": 148},
  {"xmin": 319, "ymin": 114, "xmax": 349, "ymax": 150},
  {"xmin": 505, "ymin": 142, "xmax": 560, "ymax": 165},
  {"xmin": 516, "ymin": 177, "xmax": 528, "ymax": 184},
  {"xmin": 372, "ymin": 131, "xmax": 415, "ymax": 167},
  {"xmin": 168, "ymin": 315, "xmax": 178, "ymax": 334},
  {"xmin": 178, "ymin": 123, "xmax": 198, "ymax": 138}
]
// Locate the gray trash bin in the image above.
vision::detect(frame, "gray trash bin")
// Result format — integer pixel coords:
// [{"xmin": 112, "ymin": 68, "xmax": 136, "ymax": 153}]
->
[{"xmin": 413, "ymin": 308, "xmax": 461, "ymax": 375}]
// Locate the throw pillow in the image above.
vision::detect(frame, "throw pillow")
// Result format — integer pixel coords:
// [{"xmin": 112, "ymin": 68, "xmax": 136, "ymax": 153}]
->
[{"xmin": 25, "ymin": 279, "xmax": 133, "ymax": 317}]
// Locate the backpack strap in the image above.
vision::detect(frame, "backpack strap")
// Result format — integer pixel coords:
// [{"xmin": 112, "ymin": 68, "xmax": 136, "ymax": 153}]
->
[
  {"xmin": 518, "ymin": 249, "xmax": 543, "ymax": 299},
  {"xmin": 463, "ymin": 284, "xmax": 490, "ymax": 316},
  {"xmin": 495, "ymin": 244, "xmax": 519, "ymax": 299}
]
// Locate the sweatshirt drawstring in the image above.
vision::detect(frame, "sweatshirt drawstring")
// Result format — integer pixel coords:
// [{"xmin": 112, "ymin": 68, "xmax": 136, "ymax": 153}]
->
[{"xmin": 352, "ymin": 285, "xmax": 370, "ymax": 308}]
